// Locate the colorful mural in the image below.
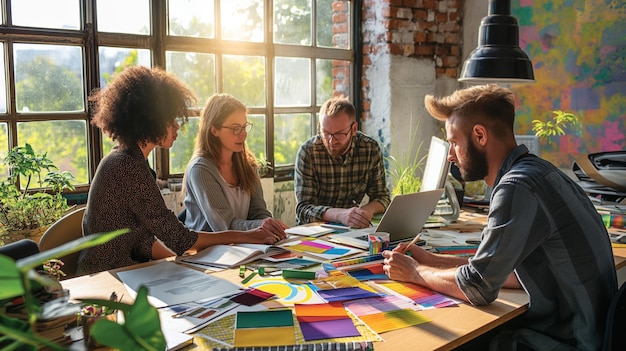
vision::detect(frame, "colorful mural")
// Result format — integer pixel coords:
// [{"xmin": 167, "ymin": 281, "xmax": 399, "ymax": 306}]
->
[{"xmin": 511, "ymin": 0, "xmax": 626, "ymax": 168}]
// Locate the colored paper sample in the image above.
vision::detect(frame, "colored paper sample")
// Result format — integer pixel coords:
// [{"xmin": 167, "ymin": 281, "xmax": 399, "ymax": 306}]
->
[
  {"xmin": 229, "ymin": 288, "xmax": 275, "ymax": 306},
  {"xmin": 343, "ymin": 295, "xmax": 430, "ymax": 333},
  {"xmin": 281, "ymin": 238, "xmax": 361, "ymax": 260},
  {"xmin": 358, "ymin": 309, "xmax": 429, "ymax": 333},
  {"xmin": 233, "ymin": 309, "xmax": 296, "ymax": 347},
  {"xmin": 377, "ymin": 281, "xmax": 461, "ymax": 308},
  {"xmin": 294, "ymin": 302, "xmax": 361, "ymax": 341},
  {"xmin": 234, "ymin": 326, "xmax": 296, "ymax": 347},
  {"xmin": 299, "ymin": 318, "xmax": 361, "ymax": 340},
  {"xmin": 316, "ymin": 287, "xmax": 380, "ymax": 302},
  {"xmin": 244, "ymin": 276, "xmax": 325, "ymax": 305},
  {"xmin": 236, "ymin": 309, "xmax": 293, "ymax": 328},
  {"xmin": 343, "ymin": 263, "xmax": 387, "ymax": 281}
]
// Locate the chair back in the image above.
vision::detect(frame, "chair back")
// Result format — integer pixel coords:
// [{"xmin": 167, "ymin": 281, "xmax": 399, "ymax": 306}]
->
[
  {"xmin": 0, "ymin": 239, "xmax": 40, "ymax": 260},
  {"xmin": 603, "ymin": 281, "xmax": 626, "ymax": 351},
  {"xmin": 38, "ymin": 207, "xmax": 86, "ymax": 279}
]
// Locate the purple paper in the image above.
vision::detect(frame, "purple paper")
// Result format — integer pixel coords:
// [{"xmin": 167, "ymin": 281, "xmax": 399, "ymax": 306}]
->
[
  {"xmin": 299, "ymin": 318, "xmax": 361, "ymax": 341},
  {"xmin": 317, "ymin": 287, "xmax": 380, "ymax": 302}
]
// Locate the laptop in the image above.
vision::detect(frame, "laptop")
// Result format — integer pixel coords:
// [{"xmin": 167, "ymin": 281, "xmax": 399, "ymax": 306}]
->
[{"xmin": 326, "ymin": 188, "xmax": 445, "ymax": 249}]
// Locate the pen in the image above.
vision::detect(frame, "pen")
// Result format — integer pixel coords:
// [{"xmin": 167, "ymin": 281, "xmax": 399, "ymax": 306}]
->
[{"xmin": 400, "ymin": 233, "xmax": 423, "ymax": 255}]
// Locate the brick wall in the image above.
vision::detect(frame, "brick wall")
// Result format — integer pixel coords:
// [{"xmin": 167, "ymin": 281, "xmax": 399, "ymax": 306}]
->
[{"xmin": 360, "ymin": 0, "xmax": 462, "ymax": 121}]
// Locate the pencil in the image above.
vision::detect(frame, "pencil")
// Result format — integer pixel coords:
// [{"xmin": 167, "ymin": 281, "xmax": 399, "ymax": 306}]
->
[{"xmin": 400, "ymin": 232, "xmax": 423, "ymax": 255}]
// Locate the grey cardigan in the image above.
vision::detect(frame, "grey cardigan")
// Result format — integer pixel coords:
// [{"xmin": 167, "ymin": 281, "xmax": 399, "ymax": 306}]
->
[{"xmin": 182, "ymin": 156, "xmax": 272, "ymax": 232}]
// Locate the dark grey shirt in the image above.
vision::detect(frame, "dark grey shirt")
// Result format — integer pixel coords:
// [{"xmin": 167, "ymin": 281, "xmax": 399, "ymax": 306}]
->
[
  {"xmin": 456, "ymin": 145, "xmax": 617, "ymax": 350},
  {"xmin": 78, "ymin": 144, "xmax": 198, "ymax": 275}
]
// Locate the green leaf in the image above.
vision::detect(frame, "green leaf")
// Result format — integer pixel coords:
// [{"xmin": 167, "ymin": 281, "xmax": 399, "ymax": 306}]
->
[
  {"xmin": 92, "ymin": 286, "xmax": 165, "ymax": 351},
  {"xmin": 0, "ymin": 255, "xmax": 24, "ymax": 300}
]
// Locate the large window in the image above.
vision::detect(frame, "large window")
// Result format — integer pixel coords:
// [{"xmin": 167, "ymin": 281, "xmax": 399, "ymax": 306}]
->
[{"xmin": 0, "ymin": 0, "xmax": 354, "ymax": 191}]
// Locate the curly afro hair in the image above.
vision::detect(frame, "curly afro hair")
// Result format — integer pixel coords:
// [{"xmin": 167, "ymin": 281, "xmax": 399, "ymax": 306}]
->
[{"xmin": 90, "ymin": 66, "xmax": 197, "ymax": 148}]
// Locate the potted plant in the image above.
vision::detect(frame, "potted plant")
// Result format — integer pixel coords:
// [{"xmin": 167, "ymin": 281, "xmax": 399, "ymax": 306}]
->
[
  {"xmin": 0, "ymin": 228, "xmax": 167, "ymax": 351},
  {"xmin": 531, "ymin": 110, "xmax": 581, "ymax": 146},
  {"xmin": 386, "ymin": 121, "xmax": 427, "ymax": 196},
  {"xmin": 0, "ymin": 144, "xmax": 75, "ymax": 245}
]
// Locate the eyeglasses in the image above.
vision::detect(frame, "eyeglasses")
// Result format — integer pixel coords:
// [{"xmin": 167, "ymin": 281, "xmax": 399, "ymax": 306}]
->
[
  {"xmin": 319, "ymin": 122, "xmax": 354, "ymax": 141},
  {"xmin": 220, "ymin": 122, "xmax": 253, "ymax": 135}
]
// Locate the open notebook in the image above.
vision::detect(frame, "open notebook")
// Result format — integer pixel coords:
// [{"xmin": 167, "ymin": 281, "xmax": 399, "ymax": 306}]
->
[
  {"xmin": 180, "ymin": 243, "xmax": 288, "ymax": 268},
  {"xmin": 327, "ymin": 189, "xmax": 444, "ymax": 249}
]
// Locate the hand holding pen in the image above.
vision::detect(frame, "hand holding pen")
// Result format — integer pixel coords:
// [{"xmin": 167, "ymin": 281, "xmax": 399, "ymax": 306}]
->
[{"xmin": 399, "ymin": 233, "xmax": 423, "ymax": 255}]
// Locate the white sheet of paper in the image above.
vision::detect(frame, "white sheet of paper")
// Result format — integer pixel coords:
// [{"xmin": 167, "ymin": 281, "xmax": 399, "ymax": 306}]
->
[
  {"xmin": 285, "ymin": 225, "xmax": 334, "ymax": 237},
  {"xmin": 423, "ymin": 229, "xmax": 482, "ymax": 247},
  {"xmin": 116, "ymin": 261, "xmax": 240, "ymax": 308}
]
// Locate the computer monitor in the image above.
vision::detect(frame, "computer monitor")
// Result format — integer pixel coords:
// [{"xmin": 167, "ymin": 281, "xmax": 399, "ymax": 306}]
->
[{"xmin": 421, "ymin": 136, "xmax": 451, "ymax": 192}]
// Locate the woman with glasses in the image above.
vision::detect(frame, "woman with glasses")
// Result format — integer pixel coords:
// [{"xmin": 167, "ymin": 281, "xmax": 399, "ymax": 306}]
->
[
  {"xmin": 294, "ymin": 96, "xmax": 391, "ymax": 228},
  {"xmin": 78, "ymin": 67, "xmax": 280, "ymax": 276},
  {"xmin": 181, "ymin": 93, "xmax": 288, "ymax": 241}
]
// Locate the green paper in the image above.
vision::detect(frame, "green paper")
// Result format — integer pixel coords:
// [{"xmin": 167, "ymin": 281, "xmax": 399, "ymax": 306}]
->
[{"xmin": 236, "ymin": 309, "xmax": 294, "ymax": 329}]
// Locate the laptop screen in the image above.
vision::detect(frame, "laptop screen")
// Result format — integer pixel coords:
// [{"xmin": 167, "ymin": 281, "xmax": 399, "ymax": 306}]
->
[{"xmin": 421, "ymin": 136, "xmax": 451, "ymax": 192}]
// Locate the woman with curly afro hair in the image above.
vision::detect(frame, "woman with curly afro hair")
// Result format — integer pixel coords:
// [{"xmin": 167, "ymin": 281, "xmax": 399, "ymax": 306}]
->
[{"xmin": 78, "ymin": 66, "xmax": 279, "ymax": 275}]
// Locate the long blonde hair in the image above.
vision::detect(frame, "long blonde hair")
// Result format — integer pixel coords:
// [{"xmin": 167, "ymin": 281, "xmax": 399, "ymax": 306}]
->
[{"xmin": 190, "ymin": 93, "xmax": 259, "ymax": 194}]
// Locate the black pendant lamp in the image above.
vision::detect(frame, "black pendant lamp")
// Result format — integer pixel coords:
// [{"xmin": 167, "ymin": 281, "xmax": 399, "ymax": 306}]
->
[{"xmin": 459, "ymin": 0, "xmax": 535, "ymax": 83}]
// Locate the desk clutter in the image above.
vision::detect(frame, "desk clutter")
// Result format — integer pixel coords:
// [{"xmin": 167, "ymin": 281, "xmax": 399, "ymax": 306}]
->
[
  {"xmin": 97, "ymin": 225, "xmax": 475, "ymax": 351},
  {"xmin": 42, "ymin": 223, "xmax": 489, "ymax": 350}
]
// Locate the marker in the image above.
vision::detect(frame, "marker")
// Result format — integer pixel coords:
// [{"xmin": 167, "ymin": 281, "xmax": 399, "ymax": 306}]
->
[
  {"xmin": 241, "ymin": 272, "xmax": 257, "ymax": 284},
  {"xmin": 239, "ymin": 265, "xmax": 246, "ymax": 278}
]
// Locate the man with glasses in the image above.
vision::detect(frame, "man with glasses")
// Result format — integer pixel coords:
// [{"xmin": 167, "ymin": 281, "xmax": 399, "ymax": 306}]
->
[{"xmin": 294, "ymin": 96, "xmax": 390, "ymax": 228}]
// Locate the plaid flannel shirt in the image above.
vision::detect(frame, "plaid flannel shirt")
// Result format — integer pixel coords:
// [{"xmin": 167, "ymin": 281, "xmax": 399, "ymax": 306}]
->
[{"xmin": 294, "ymin": 131, "xmax": 390, "ymax": 225}]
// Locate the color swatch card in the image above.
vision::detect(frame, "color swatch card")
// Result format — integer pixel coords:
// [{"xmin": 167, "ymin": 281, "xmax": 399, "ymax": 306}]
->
[
  {"xmin": 233, "ymin": 309, "xmax": 296, "ymax": 347},
  {"xmin": 316, "ymin": 287, "xmax": 381, "ymax": 303},
  {"xmin": 375, "ymin": 281, "xmax": 461, "ymax": 309},
  {"xmin": 281, "ymin": 238, "xmax": 362, "ymax": 260},
  {"xmin": 342, "ymin": 262, "xmax": 387, "ymax": 281},
  {"xmin": 244, "ymin": 276, "xmax": 325, "ymax": 306},
  {"xmin": 343, "ymin": 295, "xmax": 430, "ymax": 333},
  {"xmin": 294, "ymin": 302, "xmax": 361, "ymax": 341}
]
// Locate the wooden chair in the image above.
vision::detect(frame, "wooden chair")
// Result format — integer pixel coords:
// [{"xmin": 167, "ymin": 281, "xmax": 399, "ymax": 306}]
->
[{"xmin": 38, "ymin": 207, "xmax": 86, "ymax": 279}]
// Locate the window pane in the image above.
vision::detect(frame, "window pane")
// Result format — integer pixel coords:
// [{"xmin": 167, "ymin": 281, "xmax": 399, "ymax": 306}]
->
[
  {"xmin": 275, "ymin": 57, "xmax": 310, "ymax": 107},
  {"xmin": 97, "ymin": 0, "xmax": 150, "ymax": 35},
  {"xmin": 274, "ymin": 113, "xmax": 311, "ymax": 166},
  {"xmin": 170, "ymin": 117, "xmax": 199, "ymax": 175},
  {"xmin": 317, "ymin": 59, "xmax": 350, "ymax": 104},
  {"xmin": 168, "ymin": 0, "xmax": 215, "ymax": 38},
  {"xmin": 221, "ymin": 0, "xmax": 264, "ymax": 42},
  {"xmin": 99, "ymin": 47, "xmax": 151, "ymax": 87},
  {"xmin": 274, "ymin": 0, "xmax": 311, "ymax": 45},
  {"xmin": 17, "ymin": 120, "xmax": 88, "ymax": 185},
  {"xmin": 317, "ymin": 0, "xmax": 350, "ymax": 49},
  {"xmin": 223, "ymin": 55, "xmax": 266, "ymax": 107},
  {"xmin": 0, "ymin": 43, "xmax": 6, "ymax": 113},
  {"xmin": 12, "ymin": 0, "xmax": 80, "ymax": 30},
  {"xmin": 0, "ymin": 123, "xmax": 8, "ymax": 178},
  {"xmin": 166, "ymin": 51, "xmax": 216, "ymax": 105},
  {"xmin": 14, "ymin": 44, "xmax": 84, "ymax": 113},
  {"xmin": 247, "ymin": 114, "xmax": 267, "ymax": 161}
]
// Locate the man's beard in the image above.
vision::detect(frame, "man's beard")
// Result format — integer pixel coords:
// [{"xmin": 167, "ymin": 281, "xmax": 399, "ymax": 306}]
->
[
  {"xmin": 458, "ymin": 138, "xmax": 488, "ymax": 182},
  {"xmin": 324, "ymin": 138, "xmax": 352, "ymax": 158}
]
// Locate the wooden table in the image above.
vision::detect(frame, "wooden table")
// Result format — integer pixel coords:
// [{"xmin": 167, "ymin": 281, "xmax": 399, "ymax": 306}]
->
[
  {"xmin": 62, "ymin": 259, "xmax": 529, "ymax": 351},
  {"xmin": 62, "ymin": 214, "xmax": 626, "ymax": 351}
]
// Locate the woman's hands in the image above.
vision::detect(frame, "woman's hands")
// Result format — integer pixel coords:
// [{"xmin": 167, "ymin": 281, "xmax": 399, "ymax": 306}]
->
[{"xmin": 242, "ymin": 218, "xmax": 289, "ymax": 245}]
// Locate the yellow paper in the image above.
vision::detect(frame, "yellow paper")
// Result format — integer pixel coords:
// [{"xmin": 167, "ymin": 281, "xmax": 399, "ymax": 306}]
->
[
  {"xmin": 234, "ymin": 326, "xmax": 296, "ymax": 347},
  {"xmin": 359, "ymin": 310, "xmax": 430, "ymax": 333}
]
